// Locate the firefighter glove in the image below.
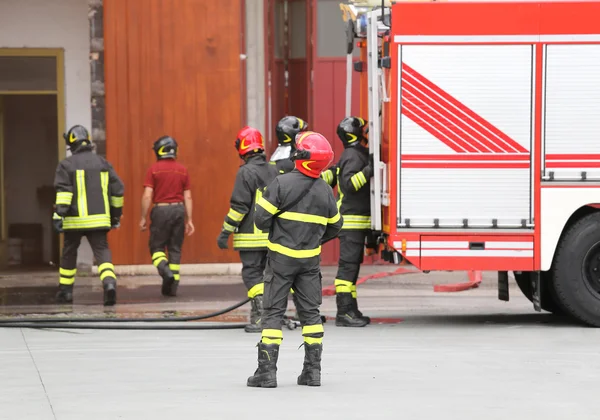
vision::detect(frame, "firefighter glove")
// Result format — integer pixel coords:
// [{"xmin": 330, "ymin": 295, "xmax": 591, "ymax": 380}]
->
[
  {"xmin": 52, "ymin": 213, "xmax": 64, "ymax": 233},
  {"xmin": 111, "ymin": 216, "xmax": 121, "ymax": 229},
  {"xmin": 217, "ymin": 231, "xmax": 231, "ymax": 249}
]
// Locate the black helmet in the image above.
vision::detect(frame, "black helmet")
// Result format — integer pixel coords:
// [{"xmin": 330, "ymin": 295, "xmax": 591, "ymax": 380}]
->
[
  {"xmin": 153, "ymin": 135, "xmax": 178, "ymax": 160},
  {"xmin": 63, "ymin": 125, "xmax": 91, "ymax": 152},
  {"xmin": 336, "ymin": 116, "xmax": 368, "ymax": 149},
  {"xmin": 275, "ymin": 116, "xmax": 309, "ymax": 147}
]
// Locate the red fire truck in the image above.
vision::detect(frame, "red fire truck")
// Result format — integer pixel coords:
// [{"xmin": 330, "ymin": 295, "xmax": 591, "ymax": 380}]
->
[{"xmin": 340, "ymin": 0, "xmax": 600, "ymax": 326}]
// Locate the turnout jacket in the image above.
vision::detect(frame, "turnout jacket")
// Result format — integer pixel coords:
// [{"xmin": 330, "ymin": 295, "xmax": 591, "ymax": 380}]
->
[
  {"xmin": 222, "ymin": 154, "xmax": 278, "ymax": 250},
  {"xmin": 337, "ymin": 145, "xmax": 371, "ymax": 230},
  {"xmin": 54, "ymin": 148, "xmax": 125, "ymax": 231},
  {"xmin": 255, "ymin": 169, "xmax": 343, "ymax": 264}
]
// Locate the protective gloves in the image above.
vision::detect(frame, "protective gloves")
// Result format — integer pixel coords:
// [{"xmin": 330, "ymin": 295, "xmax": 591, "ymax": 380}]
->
[
  {"xmin": 363, "ymin": 153, "xmax": 375, "ymax": 179},
  {"xmin": 217, "ymin": 231, "xmax": 231, "ymax": 249},
  {"xmin": 52, "ymin": 213, "xmax": 64, "ymax": 233},
  {"xmin": 111, "ymin": 216, "xmax": 121, "ymax": 229}
]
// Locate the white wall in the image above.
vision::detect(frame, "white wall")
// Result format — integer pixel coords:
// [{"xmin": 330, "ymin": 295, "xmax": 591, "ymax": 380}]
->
[
  {"xmin": 245, "ymin": 0, "xmax": 266, "ymax": 140},
  {"xmin": 0, "ymin": 0, "xmax": 93, "ymax": 269}
]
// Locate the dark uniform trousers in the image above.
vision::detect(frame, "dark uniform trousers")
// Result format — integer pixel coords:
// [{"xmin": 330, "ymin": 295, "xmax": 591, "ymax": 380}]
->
[
  {"xmin": 59, "ymin": 230, "xmax": 116, "ymax": 285},
  {"xmin": 335, "ymin": 230, "xmax": 367, "ymax": 296},
  {"xmin": 262, "ymin": 255, "xmax": 324, "ymax": 342},
  {"xmin": 149, "ymin": 203, "xmax": 186, "ymax": 281},
  {"xmin": 240, "ymin": 251, "xmax": 268, "ymax": 295}
]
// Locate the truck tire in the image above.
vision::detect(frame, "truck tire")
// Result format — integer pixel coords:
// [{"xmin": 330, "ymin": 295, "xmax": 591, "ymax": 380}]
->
[
  {"xmin": 553, "ymin": 212, "xmax": 600, "ymax": 327},
  {"xmin": 513, "ymin": 271, "xmax": 562, "ymax": 314}
]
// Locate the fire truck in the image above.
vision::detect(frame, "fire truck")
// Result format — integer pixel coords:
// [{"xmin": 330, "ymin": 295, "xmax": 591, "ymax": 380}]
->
[{"xmin": 339, "ymin": 0, "xmax": 600, "ymax": 326}]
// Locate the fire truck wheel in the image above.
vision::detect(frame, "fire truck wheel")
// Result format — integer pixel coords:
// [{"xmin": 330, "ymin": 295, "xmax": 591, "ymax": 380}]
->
[
  {"xmin": 553, "ymin": 212, "xmax": 600, "ymax": 327},
  {"xmin": 513, "ymin": 271, "xmax": 562, "ymax": 314}
]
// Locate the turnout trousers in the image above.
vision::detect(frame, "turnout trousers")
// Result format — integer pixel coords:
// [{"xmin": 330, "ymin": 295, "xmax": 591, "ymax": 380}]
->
[
  {"xmin": 149, "ymin": 204, "xmax": 186, "ymax": 281},
  {"xmin": 239, "ymin": 250, "xmax": 268, "ymax": 298},
  {"xmin": 334, "ymin": 229, "xmax": 368, "ymax": 294},
  {"xmin": 59, "ymin": 230, "xmax": 117, "ymax": 285},
  {"xmin": 261, "ymin": 255, "xmax": 324, "ymax": 346}
]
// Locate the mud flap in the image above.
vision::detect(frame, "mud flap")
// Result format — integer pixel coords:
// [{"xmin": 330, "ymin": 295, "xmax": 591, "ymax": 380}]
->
[
  {"xmin": 531, "ymin": 271, "xmax": 542, "ymax": 312},
  {"xmin": 498, "ymin": 271, "xmax": 509, "ymax": 302}
]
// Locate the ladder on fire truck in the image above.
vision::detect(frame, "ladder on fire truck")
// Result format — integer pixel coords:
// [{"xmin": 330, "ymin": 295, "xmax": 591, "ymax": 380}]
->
[{"xmin": 340, "ymin": 1, "xmax": 394, "ymax": 232}]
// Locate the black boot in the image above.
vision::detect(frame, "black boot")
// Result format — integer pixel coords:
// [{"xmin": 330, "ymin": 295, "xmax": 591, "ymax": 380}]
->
[
  {"xmin": 168, "ymin": 280, "xmax": 179, "ymax": 297},
  {"xmin": 352, "ymin": 296, "xmax": 371, "ymax": 325},
  {"xmin": 247, "ymin": 342, "xmax": 279, "ymax": 388},
  {"xmin": 335, "ymin": 293, "xmax": 368, "ymax": 327},
  {"xmin": 244, "ymin": 295, "xmax": 263, "ymax": 333},
  {"xmin": 103, "ymin": 278, "xmax": 117, "ymax": 306},
  {"xmin": 297, "ymin": 343, "xmax": 322, "ymax": 386},
  {"xmin": 158, "ymin": 261, "xmax": 175, "ymax": 296},
  {"xmin": 56, "ymin": 284, "xmax": 73, "ymax": 304}
]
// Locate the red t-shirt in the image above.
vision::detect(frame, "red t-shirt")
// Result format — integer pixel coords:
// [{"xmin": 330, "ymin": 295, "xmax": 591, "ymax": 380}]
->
[{"xmin": 144, "ymin": 159, "xmax": 191, "ymax": 203}]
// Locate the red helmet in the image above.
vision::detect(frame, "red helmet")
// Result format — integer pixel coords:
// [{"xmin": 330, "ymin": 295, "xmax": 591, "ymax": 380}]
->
[
  {"xmin": 235, "ymin": 126, "xmax": 265, "ymax": 156},
  {"xmin": 291, "ymin": 131, "xmax": 334, "ymax": 178}
]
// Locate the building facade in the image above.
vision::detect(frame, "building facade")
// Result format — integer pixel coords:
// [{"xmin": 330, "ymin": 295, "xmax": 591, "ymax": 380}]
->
[{"xmin": 0, "ymin": 0, "xmax": 374, "ymax": 273}]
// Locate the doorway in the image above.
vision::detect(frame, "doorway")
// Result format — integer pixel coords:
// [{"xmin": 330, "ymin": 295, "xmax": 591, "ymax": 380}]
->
[{"xmin": 0, "ymin": 49, "xmax": 65, "ymax": 271}]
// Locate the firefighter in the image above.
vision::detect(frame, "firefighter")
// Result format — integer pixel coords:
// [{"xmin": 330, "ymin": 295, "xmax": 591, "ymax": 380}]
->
[
  {"xmin": 247, "ymin": 131, "xmax": 342, "ymax": 388},
  {"xmin": 333, "ymin": 116, "xmax": 374, "ymax": 327},
  {"xmin": 271, "ymin": 115, "xmax": 337, "ymax": 187},
  {"xmin": 53, "ymin": 125, "xmax": 124, "ymax": 306},
  {"xmin": 217, "ymin": 126, "xmax": 279, "ymax": 333},
  {"xmin": 139, "ymin": 135, "xmax": 195, "ymax": 297}
]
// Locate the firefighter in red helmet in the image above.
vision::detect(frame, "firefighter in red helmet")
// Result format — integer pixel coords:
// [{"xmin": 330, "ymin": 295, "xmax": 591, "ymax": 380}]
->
[
  {"xmin": 333, "ymin": 116, "xmax": 374, "ymax": 327},
  {"xmin": 217, "ymin": 126, "xmax": 279, "ymax": 333},
  {"xmin": 247, "ymin": 131, "xmax": 343, "ymax": 388}
]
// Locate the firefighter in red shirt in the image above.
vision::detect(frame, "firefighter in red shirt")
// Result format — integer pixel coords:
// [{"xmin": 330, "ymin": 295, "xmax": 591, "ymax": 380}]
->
[{"xmin": 140, "ymin": 136, "xmax": 195, "ymax": 297}]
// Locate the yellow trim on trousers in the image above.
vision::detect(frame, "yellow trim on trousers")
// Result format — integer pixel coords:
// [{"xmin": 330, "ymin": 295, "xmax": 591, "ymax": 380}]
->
[
  {"xmin": 59, "ymin": 267, "xmax": 77, "ymax": 285},
  {"xmin": 152, "ymin": 251, "xmax": 168, "ymax": 267},
  {"xmin": 335, "ymin": 279, "xmax": 353, "ymax": 294},
  {"xmin": 248, "ymin": 282, "xmax": 264, "ymax": 299},
  {"xmin": 261, "ymin": 328, "xmax": 283, "ymax": 345}
]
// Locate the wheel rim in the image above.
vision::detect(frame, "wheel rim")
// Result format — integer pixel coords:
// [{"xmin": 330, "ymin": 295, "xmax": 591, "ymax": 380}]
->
[{"xmin": 582, "ymin": 241, "xmax": 600, "ymax": 297}]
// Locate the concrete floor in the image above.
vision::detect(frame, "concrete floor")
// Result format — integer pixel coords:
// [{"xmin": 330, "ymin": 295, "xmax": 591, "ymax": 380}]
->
[{"xmin": 0, "ymin": 269, "xmax": 599, "ymax": 420}]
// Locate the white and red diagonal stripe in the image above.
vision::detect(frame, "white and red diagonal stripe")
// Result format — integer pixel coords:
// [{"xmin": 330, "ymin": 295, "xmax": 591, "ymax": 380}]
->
[{"xmin": 401, "ymin": 63, "xmax": 528, "ymax": 154}]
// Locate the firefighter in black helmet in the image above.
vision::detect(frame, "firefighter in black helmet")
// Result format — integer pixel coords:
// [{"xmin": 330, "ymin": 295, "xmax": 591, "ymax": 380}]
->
[
  {"xmin": 140, "ymin": 135, "xmax": 195, "ymax": 297},
  {"xmin": 333, "ymin": 116, "xmax": 373, "ymax": 327},
  {"xmin": 271, "ymin": 116, "xmax": 337, "ymax": 188},
  {"xmin": 53, "ymin": 125, "xmax": 124, "ymax": 306}
]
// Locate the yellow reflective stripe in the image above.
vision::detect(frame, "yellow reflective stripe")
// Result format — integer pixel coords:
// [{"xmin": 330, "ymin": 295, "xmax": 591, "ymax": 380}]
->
[
  {"xmin": 358, "ymin": 171, "xmax": 367, "ymax": 186},
  {"xmin": 98, "ymin": 262, "xmax": 114, "ymax": 272},
  {"xmin": 59, "ymin": 267, "xmax": 77, "ymax": 277},
  {"xmin": 110, "ymin": 196, "xmax": 124, "ymax": 208},
  {"xmin": 278, "ymin": 211, "xmax": 328, "ymax": 225},
  {"xmin": 256, "ymin": 197, "xmax": 278, "ymax": 215},
  {"xmin": 304, "ymin": 336, "xmax": 323, "ymax": 345},
  {"xmin": 223, "ymin": 222, "xmax": 236, "ymax": 232},
  {"xmin": 335, "ymin": 279, "xmax": 353, "ymax": 293},
  {"xmin": 152, "ymin": 251, "xmax": 168, "ymax": 267},
  {"xmin": 63, "ymin": 215, "xmax": 111, "ymax": 229},
  {"xmin": 344, "ymin": 215, "xmax": 370, "ymax": 221},
  {"xmin": 59, "ymin": 276, "xmax": 75, "ymax": 285},
  {"xmin": 262, "ymin": 329, "xmax": 283, "ymax": 339},
  {"xmin": 328, "ymin": 212, "xmax": 341, "ymax": 224},
  {"xmin": 173, "ymin": 274, "xmax": 181, "ymax": 281},
  {"xmin": 262, "ymin": 337, "xmax": 282, "ymax": 345},
  {"xmin": 267, "ymin": 241, "xmax": 321, "ymax": 258},
  {"xmin": 227, "ymin": 208, "xmax": 244, "ymax": 222},
  {"xmin": 350, "ymin": 175, "xmax": 360, "ymax": 191},
  {"xmin": 342, "ymin": 215, "xmax": 371, "ymax": 229},
  {"xmin": 169, "ymin": 264, "xmax": 180, "ymax": 272},
  {"xmin": 100, "ymin": 270, "xmax": 116, "ymax": 281},
  {"xmin": 75, "ymin": 170, "xmax": 88, "ymax": 217},
  {"xmin": 248, "ymin": 282, "xmax": 264, "ymax": 298},
  {"xmin": 56, "ymin": 191, "xmax": 73, "ymax": 206},
  {"xmin": 100, "ymin": 171, "xmax": 110, "ymax": 216},
  {"xmin": 302, "ymin": 324, "xmax": 324, "ymax": 335}
]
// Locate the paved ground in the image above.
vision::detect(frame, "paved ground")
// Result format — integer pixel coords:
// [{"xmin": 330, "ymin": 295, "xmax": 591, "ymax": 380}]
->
[{"xmin": 1, "ymin": 268, "xmax": 599, "ymax": 419}]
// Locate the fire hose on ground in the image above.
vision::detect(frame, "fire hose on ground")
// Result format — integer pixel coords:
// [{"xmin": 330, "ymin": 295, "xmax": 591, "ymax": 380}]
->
[
  {"xmin": 0, "ymin": 266, "xmax": 421, "ymax": 331},
  {"xmin": 0, "ymin": 265, "xmax": 481, "ymax": 330}
]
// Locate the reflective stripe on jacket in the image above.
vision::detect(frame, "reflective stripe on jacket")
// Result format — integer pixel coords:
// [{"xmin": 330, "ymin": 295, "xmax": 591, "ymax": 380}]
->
[
  {"xmin": 222, "ymin": 154, "xmax": 279, "ymax": 251},
  {"xmin": 254, "ymin": 170, "xmax": 342, "ymax": 262},
  {"xmin": 54, "ymin": 148, "xmax": 124, "ymax": 231},
  {"xmin": 337, "ymin": 146, "xmax": 371, "ymax": 230}
]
